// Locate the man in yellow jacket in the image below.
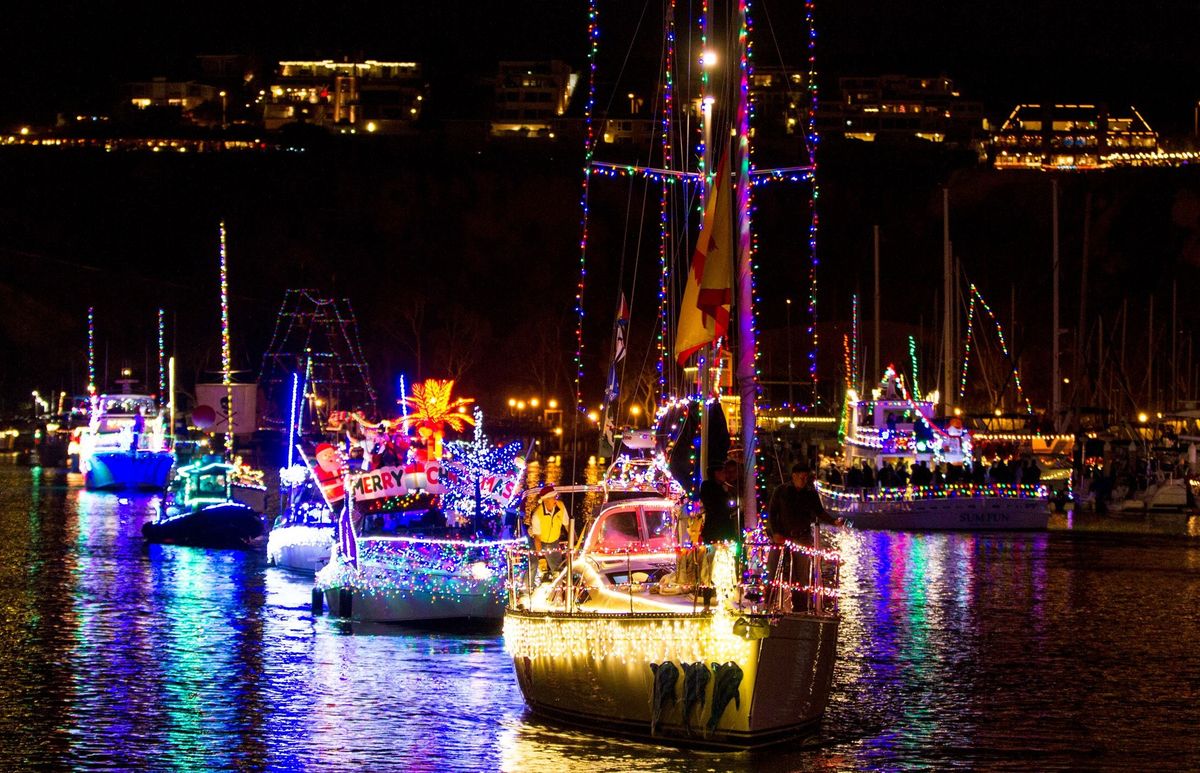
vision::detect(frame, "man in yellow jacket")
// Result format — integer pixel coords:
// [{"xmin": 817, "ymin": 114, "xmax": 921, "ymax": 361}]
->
[{"xmin": 525, "ymin": 484, "xmax": 569, "ymax": 579}]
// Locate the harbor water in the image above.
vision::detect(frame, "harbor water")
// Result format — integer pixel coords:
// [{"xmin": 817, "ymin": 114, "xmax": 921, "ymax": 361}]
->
[{"xmin": 2, "ymin": 463, "xmax": 1198, "ymax": 771}]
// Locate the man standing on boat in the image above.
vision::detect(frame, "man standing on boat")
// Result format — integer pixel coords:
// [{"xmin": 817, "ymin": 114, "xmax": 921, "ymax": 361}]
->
[
  {"xmin": 766, "ymin": 461, "xmax": 843, "ymax": 610},
  {"xmin": 525, "ymin": 485, "xmax": 569, "ymax": 580}
]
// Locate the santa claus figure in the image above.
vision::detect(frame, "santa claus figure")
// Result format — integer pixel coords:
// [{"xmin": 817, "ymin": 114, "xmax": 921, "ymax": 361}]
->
[{"xmin": 312, "ymin": 442, "xmax": 346, "ymax": 509}]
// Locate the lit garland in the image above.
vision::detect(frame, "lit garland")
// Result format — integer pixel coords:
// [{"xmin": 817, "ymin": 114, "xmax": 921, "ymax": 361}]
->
[
  {"xmin": 442, "ymin": 408, "xmax": 527, "ymax": 522},
  {"xmin": 219, "ymin": 220, "xmax": 233, "ymax": 456},
  {"xmin": 971, "ymin": 283, "xmax": 1033, "ymax": 415},
  {"xmin": 657, "ymin": 0, "xmax": 676, "ymax": 403},
  {"xmin": 287, "ymin": 372, "xmax": 300, "ymax": 468},
  {"xmin": 504, "ymin": 610, "xmax": 755, "ymax": 665},
  {"xmin": 573, "ymin": 0, "xmax": 600, "ymax": 413},
  {"xmin": 315, "ymin": 536, "xmax": 521, "ymax": 603},
  {"xmin": 605, "ymin": 451, "xmax": 687, "ymax": 500},
  {"xmin": 908, "ymin": 335, "xmax": 921, "ymax": 397},
  {"xmin": 738, "ymin": 0, "xmax": 765, "ymax": 515},
  {"xmin": 850, "ymin": 293, "xmax": 860, "ymax": 390},
  {"xmin": 958, "ymin": 291, "xmax": 977, "ymax": 401},
  {"xmin": 804, "ymin": 0, "xmax": 821, "ymax": 403},
  {"xmin": 816, "ymin": 481, "xmax": 1048, "ymax": 503},
  {"xmin": 157, "ymin": 308, "xmax": 166, "ymax": 398},
  {"xmin": 87, "ymin": 306, "xmax": 95, "ymax": 395}
]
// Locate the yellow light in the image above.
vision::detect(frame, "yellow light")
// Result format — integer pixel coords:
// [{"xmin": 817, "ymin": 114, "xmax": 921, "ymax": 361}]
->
[
  {"xmin": 953, "ymin": 407, "xmax": 963, "ymax": 416},
  {"xmin": 701, "ymin": 50, "xmax": 718, "ymax": 69},
  {"xmin": 121, "ymin": 368, "xmax": 132, "ymax": 377},
  {"xmin": 19, "ymin": 127, "xmax": 30, "ymax": 136},
  {"xmin": 508, "ymin": 398, "xmax": 517, "ymax": 407},
  {"xmin": 554, "ymin": 427, "xmax": 563, "ymax": 436},
  {"xmin": 994, "ymin": 409, "xmax": 1002, "ymax": 417},
  {"xmin": 548, "ymin": 399, "xmax": 558, "ymax": 410},
  {"xmin": 517, "ymin": 401, "xmax": 526, "ymax": 411},
  {"xmin": 630, "ymin": 405, "xmax": 642, "ymax": 416},
  {"xmin": 530, "ymin": 398, "xmax": 540, "ymax": 408},
  {"xmin": 366, "ymin": 121, "xmax": 377, "ymax": 132},
  {"xmin": 1138, "ymin": 412, "xmax": 1148, "ymax": 423},
  {"xmin": 587, "ymin": 411, "xmax": 599, "ymax": 422}
]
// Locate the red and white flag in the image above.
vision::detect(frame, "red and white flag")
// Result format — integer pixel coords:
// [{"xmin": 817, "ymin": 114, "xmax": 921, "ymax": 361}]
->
[{"xmin": 674, "ymin": 146, "xmax": 733, "ymax": 365}]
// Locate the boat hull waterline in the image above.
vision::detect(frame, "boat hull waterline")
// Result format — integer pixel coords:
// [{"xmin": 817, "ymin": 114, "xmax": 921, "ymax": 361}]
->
[
  {"xmin": 84, "ymin": 451, "xmax": 175, "ymax": 491},
  {"xmin": 142, "ymin": 503, "xmax": 264, "ymax": 549}
]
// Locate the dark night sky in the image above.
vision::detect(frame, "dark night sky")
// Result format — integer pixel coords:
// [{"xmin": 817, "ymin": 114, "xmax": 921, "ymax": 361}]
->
[
  {"xmin": 5, "ymin": 1, "xmax": 1200, "ymax": 130},
  {"xmin": 3, "ymin": 2, "xmax": 1200, "ymax": 413}
]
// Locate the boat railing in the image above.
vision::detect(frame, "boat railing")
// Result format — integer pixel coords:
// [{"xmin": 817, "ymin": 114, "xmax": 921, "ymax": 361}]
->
[
  {"xmin": 503, "ymin": 537, "xmax": 841, "ymax": 618},
  {"xmin": 818, "ymin": 481, "xmax": 1048, "ymax": 502}
]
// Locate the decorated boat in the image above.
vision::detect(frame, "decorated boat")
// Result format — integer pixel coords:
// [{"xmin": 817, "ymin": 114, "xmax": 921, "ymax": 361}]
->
[
  {"xmin": 268, "ymin": 465, "xmax": 337, "ymax": 573},
  {"xmin": 142, "ymin": 455, "xmax": 265, "ymax": 548},
  {"xmin": 816, "ymin": 366, "xmax": 1050, "ymax": 530},
  {"xmin": 315, "ymin": 381, "xmax": 525, "ymax": 624},
  {"xmin": 505, "ymin": 0, "xmax": 843, "ymax": 746},
  {"xmin": 77, "ymin": 394, "xmax": 175, "ymax": 491},
  {"xmin": 504, "ymin": 444, "xmax": 841, "ymax": 746}
]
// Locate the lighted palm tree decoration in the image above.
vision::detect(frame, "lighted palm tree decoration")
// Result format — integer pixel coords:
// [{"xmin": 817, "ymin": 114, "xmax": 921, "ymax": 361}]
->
[{"xmin": 401, "ymin": 379, "xmax": 475, "ymax": 460}]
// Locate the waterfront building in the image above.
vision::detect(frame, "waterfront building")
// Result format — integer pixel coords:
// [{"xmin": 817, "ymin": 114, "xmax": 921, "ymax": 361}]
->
[
  {"xmin": 491, "ymin": 60, "xmax": 578, "ymax": 139},
  {"xmin": 815, "ymin": 75, "xmax": 985, "ymax": 149},
  {"xmin": 261, "ymin": 59, "xmax": 426, "ymax": 134},
  {"xmin": 991, "ymin": 104, "xmax": 1159, "ymax": 169},
  {"xmin": 124, "ymin": 78, "xmax": 220, "ymax": 115}
]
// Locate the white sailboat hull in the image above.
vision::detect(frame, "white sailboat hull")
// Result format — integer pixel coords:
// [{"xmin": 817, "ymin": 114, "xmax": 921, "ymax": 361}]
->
[{"xmin": 506, "ymin": 610, "xmax": 838, "ymax": 747}]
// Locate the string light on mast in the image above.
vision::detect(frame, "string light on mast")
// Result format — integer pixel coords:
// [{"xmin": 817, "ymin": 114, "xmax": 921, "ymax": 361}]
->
[{"xmin": 219, "ymin": 220, "xmax": 233, "ymax": 456}]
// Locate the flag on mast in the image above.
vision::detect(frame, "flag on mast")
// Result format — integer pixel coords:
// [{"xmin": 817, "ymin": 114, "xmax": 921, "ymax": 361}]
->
[
  {"xmin": 674, "ymin": 147, "xmax": 733, "ymax": 365},
  {"xmin": 614, "ymin": 292, "xmax": 629, "ymax": 363}
]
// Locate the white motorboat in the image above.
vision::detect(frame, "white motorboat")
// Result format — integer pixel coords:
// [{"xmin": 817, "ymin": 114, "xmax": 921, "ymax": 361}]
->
[{"xmin": 818, "ymin": 366, "xmax": 1050, "ymax": 531}]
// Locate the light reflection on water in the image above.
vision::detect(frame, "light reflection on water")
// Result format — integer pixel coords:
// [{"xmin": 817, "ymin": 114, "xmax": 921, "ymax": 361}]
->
[{"xmin": 0, "ymin": 466, "xmax": 1198, "ymax": 770}]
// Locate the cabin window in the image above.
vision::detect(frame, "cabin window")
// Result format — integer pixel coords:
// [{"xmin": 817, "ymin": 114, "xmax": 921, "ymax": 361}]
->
[
  {"xmin": 642, "ymin": 508, "xmax": 674, "ymax": 548},
  {"xmin": 597, "ymin": 510, "xmax": 641, "ymax": 548}
]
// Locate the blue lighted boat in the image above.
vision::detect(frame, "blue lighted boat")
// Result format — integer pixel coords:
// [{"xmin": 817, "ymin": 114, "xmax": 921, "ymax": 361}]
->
[
  {"xmin": 143, "ymin": 456, "xmax": 265, "ymax": 549},
  {"xmin": 78, "ymin": 394, "xmax": 175, "ymax": 491}
]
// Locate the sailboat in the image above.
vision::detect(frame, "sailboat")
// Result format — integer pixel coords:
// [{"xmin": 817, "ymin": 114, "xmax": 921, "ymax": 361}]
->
[
  {"xmin": 143, "ymin": 223, "xmax": 264, "ymax": 548},
  {"xmin": 503, "ymin": 3, "xmax": 841, "ymax": 746}
]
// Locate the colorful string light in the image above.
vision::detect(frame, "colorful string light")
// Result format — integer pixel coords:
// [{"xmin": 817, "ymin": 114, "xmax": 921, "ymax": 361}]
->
[
  {"xmin": 87, "ymin": 306, "xmax": 95, "ymax": 395},
  {"xmin": 972, "ymin": 283, "xmax": 1032, "ymax": 414},
  {"xmin": 958, "ymin": 291, "xmax": 977, "ymax": 401},
  {"xmin": 908, "ymin": 334, "xmax": 921, "ymax": 397},
  {"xmin": 850, "ymin": 293, "xmax": 860, "ymax": 391},
  {"xmin": 804, "ymin": 0, "xmax": 821, "ymax": 404},
  {"xmin": 573, "ymin": 0, "xmax": 600, "ymax": 414},
  {"xmin": 657, "ymin": 0, "xmax": 676, "ymax": 403},
  {"xmin": 157, "ymin": 308, "xmax": 166, "ymax": 398},
  {"xmin": 219, "ymin": 220, "xmax": 233, "ymax": 456}
]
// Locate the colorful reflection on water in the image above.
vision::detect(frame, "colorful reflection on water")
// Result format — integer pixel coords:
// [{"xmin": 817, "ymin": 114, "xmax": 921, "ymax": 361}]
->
[{"xmin": 0, "ymin": 466, "xmax": 1198, "ymax": 770}]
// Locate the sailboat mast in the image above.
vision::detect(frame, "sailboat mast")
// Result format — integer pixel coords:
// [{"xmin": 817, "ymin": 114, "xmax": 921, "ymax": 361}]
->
[
  {"xmin": 734, "ymin": 0, "xmax": 758, "ymax": 525},
  {"xmin": 942, "ymin": 189, "xmax": 953, "ymax": 415},
  {"xmin": 219, "ymin": 220, "xmax": 234, "ymax": 457},
  {"xmin": 1052, "ymin": 179, "xmax": 1061, "ymax": 428},
  {"xmin": 874, "ymin": 225, "xmax": 881, "ymax": 381}
]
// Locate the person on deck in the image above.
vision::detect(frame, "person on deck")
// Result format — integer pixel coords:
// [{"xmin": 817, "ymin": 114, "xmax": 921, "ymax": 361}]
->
[
  {"xmin": 766, "ymin": 462, "xmax": 843, "ymax": 610},
  {"xmin": 130, "ymin": 407, "xmax": 145, "ymax": 452},
  {"xmin": 525, "ymin": 485, "xmax": 569, "ymax": 580},
  {"xmin": 699, "ymin": 465, "xmax": 739, "ymax": 544}
]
